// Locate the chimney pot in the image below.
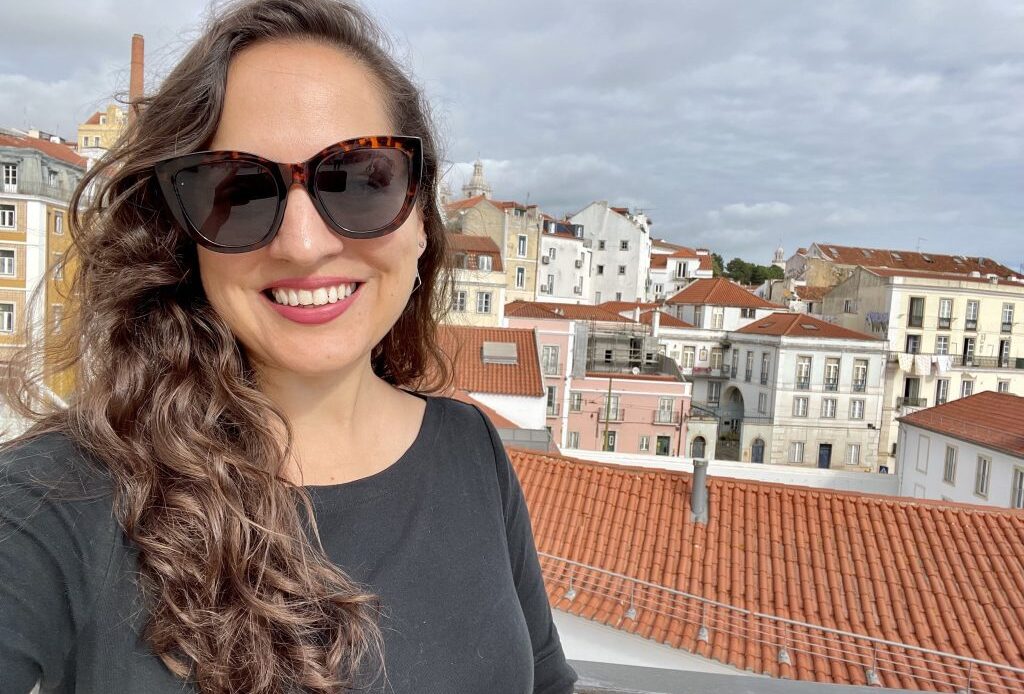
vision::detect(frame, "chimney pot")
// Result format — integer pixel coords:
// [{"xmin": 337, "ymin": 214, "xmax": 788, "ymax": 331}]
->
[{"xmin": 691, "ymin": 458, "xmax": 709, "ymax": 524}]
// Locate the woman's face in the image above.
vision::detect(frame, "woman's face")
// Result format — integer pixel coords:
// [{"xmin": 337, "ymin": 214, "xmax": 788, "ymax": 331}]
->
[{"xmin": 197, "ymin": 39, "xmax": 426, "ymax": 379}]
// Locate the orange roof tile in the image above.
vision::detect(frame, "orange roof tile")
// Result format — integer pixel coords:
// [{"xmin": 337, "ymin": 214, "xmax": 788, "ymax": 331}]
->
[
  {"xmin": 698, "ymin": 255, "xmax": 714, "ymax": 272},
  {"xmin": 447, "ymin": 233, "xmax": 504, "ymax": 271},
  {"xmin": 735, "ymin": 312, "xmax": 879, "ymax": 340},
  {"xmin": 504, "ymin": 300, "xmax": 634, "ymax": 323},
  {"xmin": 437, "ymin": 325, "xmax": 543, "ymax": 397},
  {"xmin": 666, "ymin": 278, "xmax": 778, "ymax": 309},
  {"xmin": 812, "ymin": 243, "xmax": 1022, "ymax": 279},
  {"xmin": 649, "ymin": 255, "xmax": 669, "ymax": 270},
  {"xmin": 444, "ymin": 194, "xmax": 489, "ymax": 212},
  {"xmin": 83, "ymin": 111, "xmax": 102, "ymax": 125},
  {"xmin": 639, "ymin": 310, "xmax": 693, "ymax": 329},
  {"xmin": 511, "ymin": 448, "xmax": 1024, "ymax": 690},
  {"xmin": 866, "ymin": 267, "xmax": 1024, "ymax": 287},
  {"xmin": 897, "ymin": 391, "xmax": 1024, "ymax": 459},
  {"xmin": 0, "ymin": 133, "xmax": 87, "ymax": 168},
  {"xmin": 597, "ymin": 300, "xmax": 662, "ymax": 314}
]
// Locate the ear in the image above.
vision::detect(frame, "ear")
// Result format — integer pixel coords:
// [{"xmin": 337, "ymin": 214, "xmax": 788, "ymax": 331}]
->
[{"xmin": 416, "ymin": 231, "xmax": 427, "ymax": 259}]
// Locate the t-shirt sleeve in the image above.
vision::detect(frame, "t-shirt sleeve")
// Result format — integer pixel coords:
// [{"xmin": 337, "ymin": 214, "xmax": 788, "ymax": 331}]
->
[
  {"xmin": 0, "ymin": 436, "xmax": 115, "ymax": 694},
  {"xmin": 476, "ymin": 409, "xmax": 578, "ymax": 694}
]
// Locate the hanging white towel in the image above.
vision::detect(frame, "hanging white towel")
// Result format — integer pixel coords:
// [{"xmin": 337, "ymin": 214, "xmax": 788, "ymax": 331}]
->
[
  {"xmin": 898, "ymin": 353, "xmax": 914, "ymax": 371},
  {"xmin": 914, "ymin": 354, "xmax": 932, "ymax": 376},
  {"xmin": 936, "ymin": 355, "xmax": 952, "ymax": 375}
]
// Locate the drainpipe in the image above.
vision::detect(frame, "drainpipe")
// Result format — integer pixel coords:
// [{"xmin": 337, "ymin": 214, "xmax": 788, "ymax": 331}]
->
[{"xmin": 691, "ymin": 458, "xmax": 709, "ymax": 525}]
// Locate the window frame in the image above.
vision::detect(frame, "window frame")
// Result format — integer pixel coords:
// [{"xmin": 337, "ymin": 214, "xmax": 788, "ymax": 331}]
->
[
  {"xmin": 793, "ymin": 396, "xmax": 808, "ymax": 417},
  {"xmin": 0, "ymin": 248, "xmax": 15, "ymax": 276},
  {"xmin": 475, "ymin": 291, "xmax": 492, "ymax": 314},
  {"xmin": 515, "ymin": 266, "xmax": 525, "ymax": 288},
  {"xmin": 0, "ymin": 204, "xmax": 15, "ymax": 228},
  {"xmin": 974, "ymin": 455, "xmax": 991, "ymax": 498},
  {"xmin": 850, "ymin": 399, "xmax": 865, "ymax": 420},
  {"xmin": 0, "ymin": 302, "xmax": 15, "ymax": 333},
  {"xmin": 452, "ymin": 290, "xmax": 467, "ymax": 312},
  {"xmin": 943, "ymin": 445, "xmax": 957, "ymax": 485}
]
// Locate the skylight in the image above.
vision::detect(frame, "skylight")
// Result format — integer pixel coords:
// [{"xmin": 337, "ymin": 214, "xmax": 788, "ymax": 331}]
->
[
  {"xmin": 801, "ymin": 324, "xmax": 820, "ymax": 330},
  {"xmin": 481, "ymin": 341, "xmax": 518, "ymax": 365}
]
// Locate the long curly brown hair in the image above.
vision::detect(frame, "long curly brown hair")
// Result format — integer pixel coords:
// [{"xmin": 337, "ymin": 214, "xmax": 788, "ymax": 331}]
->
[{"xmin": 3, "ymin": 0, "xmax": 452, "ymax": 691}]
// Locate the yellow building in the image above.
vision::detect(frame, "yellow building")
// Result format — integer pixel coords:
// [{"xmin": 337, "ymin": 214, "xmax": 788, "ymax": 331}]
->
[
  {"xmin": 0, "ymin": 130, "xmax": 85, "ymax": 434},
  {"xmin": 76, "ymin": 104, "xmax": 128, "ymax": 155},
  {"xmin": 443, "ymin": 233, "xmax": 507, "ymax": 327}
]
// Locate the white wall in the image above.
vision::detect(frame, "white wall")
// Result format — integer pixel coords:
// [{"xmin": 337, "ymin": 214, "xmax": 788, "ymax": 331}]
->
[
  {"xmin": 897, "ymin": 423, "xmax": 1024, "ymax": 508},
  {"xmin": 570, "ymin": 202, "xmax": 651, "ymax": 304},
  {"xmin": 536, "ymin": 234, "xmax": 590, "ymax": 303},
  {"xmin": 470, "ymin": 392, "xmax": 547, "ymax": 429}
]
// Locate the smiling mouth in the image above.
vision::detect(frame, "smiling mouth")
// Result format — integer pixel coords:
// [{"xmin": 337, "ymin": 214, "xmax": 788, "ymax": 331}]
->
[{"xmin": 264, "ymin": 282, "xmax": 362, "ymax": 307}]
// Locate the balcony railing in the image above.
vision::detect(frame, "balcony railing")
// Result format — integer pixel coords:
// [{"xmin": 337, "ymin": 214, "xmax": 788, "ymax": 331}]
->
[
  {"xmin": 937, "ymin": 316, "xmax": 952, "ymax": 329},
  {"xmin": 547, "ymin": 401, "xmax": 560, "ymax": 417},
  {"xmin": 542, "ymin": 552, "xmax": 1024, "ymax": 694},
  {"xmin": 1002, "ymin": 322, "xmax": 1013, "ymax": 333},
  {"xmin": 653, "ymin": 410, "xmax": 680, "ymax": 425},
  {"xmin": 597, "ymin": 407, "xmax": 625, "ymax": 423},
  {"xmin": 542, "ymin": 363, "xmax": 562, "ymax": 377},
  {"xmin": 966, "ymin": 318, "xmax": 978, "ymax": 330},
  {"xmin": 744, "ymin": 370, "xmax": 752, "ymax": 382},
  {"xmin": 896, "ymin": 396, "xmax": 927, "ymax": 408},
  {"xmin": 795, "ymin": 379, "xmax": 811, "ymax": 390},
  {"xmin": 853, "ymin": 380, "xmax": 867, "ymax": 393},
  {"xmin": 887, "ymin": 352, "xmax": 1024, "ymax": 370},
  {"xmin": 1, "ymin": 180, "xmax": 77, "ymax": 201},
  {"xmin": 824, "ymin": 380, "xmax": 839, "ymax": 392}
]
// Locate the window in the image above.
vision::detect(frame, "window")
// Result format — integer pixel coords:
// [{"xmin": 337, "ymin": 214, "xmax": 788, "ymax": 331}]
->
[
  {"xmin": 935, "ymin": 335, "xmax": 949, "ymax": 355},
  {"xmin": 691, "ymin": 436, "xmax": 706, "ymax": 458},
  {"xmin": 569, "ymin": 391, "xmax": 582, "ymax": 411},
  {"xmin": 935, "ymin": 378, "xmax": 949, "ymax": 405},
  {"xmin": 966, "ymin": 300, "xmax": 979, "ymax": 330},
  {"xmin": 0, "ymin": 302, "xmax": 14, "ymax": 332},
  {"xmin": 938, "ymin": 298, "xmax": 952, "ymax": 328},
  {"xmin": 596, "ymin": 264, "xmax": 604, "ymax": 275},
  {"xmin": 0, "ymin": 249, "xmax": 14, "ymax": 276},
  {"xmin": 710, "ymin": 348, "xmax": 723, "ymax": 370},
  {"xmin": 541, "ymin": 345, "xmax": 560, "ymax": 375},
  {"xmin": 943, "ymin": 446, "xmax": 957, "ymax": 484},
  {"xmin": 760, "ymin": 353, "xmax": 771, "ymax": 384},
  {"xmin": 793, "ymin": 397, "xmax": 808, "ymax": 417},
  {"xmin": 517, "ymin": 235, "xmax": 527, "ymax": 257},
  {"xmin": 843, "ymin": 299, "xmax": 857, "ymax": 314},
  {"xmin": 740, "ymin": 307, "xmax": 756, "ymax": 318},
  {"xmin": 54, "ymin": 212, "xmax": 63, "ymax": 235},
  {"xmin": 546, "ymin": 386, "xmax": 557, "ymax": 415},
  {"xmin": 821, "ymin": 398, "xmax": 837, "ymax": 418},
  {"xmin": 908, "ymin": 297, "xmax": 925, "ymax": 327},
  {"xmin": 731, "ymin": 348, "xmax": 739, "ymax": 377},
  {"xmin": 745, "ymin": 351, "xmax": 754, "ymax": 381},
  {"xmin": 960, "ymin": 379, "xmax": 974, "ymax": 398},
  {"xmin": 974, "ymin": 455, "xmax": 991, "ymax": 497},
  {"xmin": 452, "ymin": 290, "xmax": 466, "ymax": 312},
  {"xmin": 853, "ymin": 359, "xmax": 868, "ymax": 392},
  {"xmin": 2, "ymin": 163, "xmax": 16, "ymax": 188},
  {"xmin": 847, "ymin": 444, "xmax": 861, "ymax": 466},
  {"xmin": 824, "ymin": 358, "xmax": 840, "ymax": 391},
  {"xmin": 548, "ymin": 247, "xmax": 556, "ymax": 260},
  {"xmin": 597, "ymin": 240, "xmax": 606, "ymax": 251},
  {"xmin": 603, "ymin": 430, "xmax": 617, "ymax": 452},
  {"xmin": 905, "ymin": 334, "xmax": 921, "ymax": 354},
  {"xmin": 48, "ymin": 170, "xmax": 58, "ymax": 186},
  {"xmin": 54, "ymin": 252, "xmax": 64, "ymax": 280},
  {"xmin": 963, "ymin": 337, "xmax": 976, "ymax": 365},
  {"xmin": 1003, "ymin": 303, "xmax": 1015, "ymax": 332},
  {"xmin": 998, "ymin": 380, "xmax": 1010, "ymax": 393},
  {"xmin": 693, "ymin": 306, "xmax": 704, "ymax": 327},
  {"xmin": 790, "ymin": 441, "xmax": 805, "ymax": 464},
  {"xmin": 681, "ymin": 346, "xmax": 695, "ymax": 368},
  {"xmin": 707, "ymin": 382, "xmax": 721, "ymax": 404},
  {"xmin": 0, "ymin": 204, "xmax": 14, "ymax": 228},
  {"xmin": 1012, "ymin": 468, "xmax": 1024, "ymax": 509},
  {"xmin": 476, "ymin": 292, "xmax": 491, "ymax": 313},
  {"xmin": 620, "ymin": 240, "xmax": 629, "ymax": 251},
  {"xmin": 615, "ymin": 292, "xmax": 622, "ymax": 301},
  {"xmin": 515, "ymin": 266, "xmax": 525, "ymax": 288},
  {"xmin": 639, "ymin": 435, "xmax": 650, "ymax": 452},
  {"xmin": 477, "ymin": 254, "xmax": 492, "ymax": 271},
  {"xmin": 796, "ymin": 356, "xmax": 811, "ymax": 389},
  {"xmin": 567, "ymin": 431, "xmax": 580, "ymax": 448},
  {"xmin": 99, "ymin": 114, "xmax": 107, "ymax": 125},
  {"xmin": 758, "ymin": 392, "xmax": 768, "ymax": 414},
  {"xmin": 711, "ymin": 307, "xmax": 724, "ymax": 329},
  {"xmin": 850, "ymin": 399, "xmax": 865, "ymax": 419},
  {"xmin": 617, "ymin": 265, "xmax": 626, "ymax": 275},
  {"xmin": 915, "ymin": 435, "xmax": 930, "ymax": 473}
]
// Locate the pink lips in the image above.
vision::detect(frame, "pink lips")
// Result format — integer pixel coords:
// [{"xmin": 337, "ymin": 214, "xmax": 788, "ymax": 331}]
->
[{"xmin": 262, "ymin": 278, "xmax": 363, "ymax": 325}]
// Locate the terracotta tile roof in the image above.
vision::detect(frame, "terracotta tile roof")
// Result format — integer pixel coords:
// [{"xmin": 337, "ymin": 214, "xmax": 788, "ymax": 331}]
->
[
  {"xmin": 0, "ymin": 133, "xmax": 87, "ymax": 168},
  {"xmin": 897, "ymin": 391, "xmax": 1024, "ymax": 459},
  {"xmin": 444, "ymin": 194, "xmax": 489, "ymax": 212},
  {"xmin": 698, "ymin": 255, "xmax": 714, "ymax": 272},
  {"xmin": 610, "ymin": 206, "xmax": 630, "ymax": 215},
  {"xmin": 504, "ymin": 300, "xmax": 634, "ymax": 323},
  {"xmin": 651, "ymin": 239, "xmax": 694, "ymax": 253},
  {"xmin": 437, "ymin": 325, "xmax": 544, "ymax": 397},
  {"xmin": 795, "ymin": 285, "xmax": 831, "ymax": 302},
  {"xmin": 511, "ymin": 449, "xmax": 1024, "ymax": 690},
  {"xmin": 83, "ymin": 111, "xmax": 102, "ymax": 125},
  {"xmin": 812, "ymin": 243, "xmax": 1022, "ymax": 278},
  {"xmin": 665, "ymin": 278, "xmax": 778, "ymax": 309},
  {"xmin": 866, "ymin": 267, "xmax": 1024, "ymax": 287},
  {"xmin": 447, "ymin": 233, "xmax": 504, "ymax": 271},
  {"xmin": 735, "ymin": 312, "xmax": 879, "ymax": 341},
  {"xmin": 597, "ymin": 300, "xmax": 662, "ymax": 314},
  {"xmin": 649, "ymin": 255, "xmax": 669, "ymax": 270},
  {"xmin": 640, "ymin": 309, "xmax": 693, "ymax": 329}
]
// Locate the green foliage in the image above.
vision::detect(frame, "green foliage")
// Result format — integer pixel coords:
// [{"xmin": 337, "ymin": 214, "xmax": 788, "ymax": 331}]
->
[
  {"xmin": 723, "ymin": 257, "xmax": 784, "ymax": 285},
  {"xmin": 711, "ymin": 252, "xmax": 725, "ymax": 277}
]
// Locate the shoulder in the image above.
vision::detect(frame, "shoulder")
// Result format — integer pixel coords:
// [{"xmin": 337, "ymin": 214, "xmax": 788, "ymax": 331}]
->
[{"xmin": 424, "ymin": 395, "xmax": 504, "ymax": 451}]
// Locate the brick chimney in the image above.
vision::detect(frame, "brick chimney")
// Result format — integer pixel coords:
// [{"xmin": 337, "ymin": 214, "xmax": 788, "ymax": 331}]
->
[{"xmin": 129, "ymin": 34, "xmax": 144, "ymax": 126}]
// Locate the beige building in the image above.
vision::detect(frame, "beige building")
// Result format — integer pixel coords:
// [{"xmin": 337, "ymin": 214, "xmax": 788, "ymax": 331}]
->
[
  {"xmin": 445, "ymin": 232, "xmax": 506, "ymax": 327},
  {"xmin": 0, "ymin": 130, "xmax": 86, "ymax": 432},
  {"xmin": 76, "ymin": 104, "xmax": 128, "ymax": 155},
  {"xmin": 823, "ymin": 266, "xmax": 1024, "ymax": 470}
]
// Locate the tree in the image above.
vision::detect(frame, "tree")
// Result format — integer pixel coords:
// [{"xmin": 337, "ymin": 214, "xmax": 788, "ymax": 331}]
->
[
  {"xmin": 711, "ymin": 253, "xmax": 725, "ymax": 277},
  {"xmin": 725, "ymin": 257, "xmax": 753, "ymax": 284}
]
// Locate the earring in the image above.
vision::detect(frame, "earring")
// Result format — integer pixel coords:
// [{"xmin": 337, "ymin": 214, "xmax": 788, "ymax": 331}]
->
[
  {"xmin": 412, "ymin": 269, "xmax": 422, "ymax": 293},
  {"xmin": 418, "ymin": 239, "xmax": 426, "ymax": 249}
]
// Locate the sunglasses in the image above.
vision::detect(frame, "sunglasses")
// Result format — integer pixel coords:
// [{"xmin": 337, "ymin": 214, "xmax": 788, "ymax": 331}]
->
[{"xmin": 153, "ymin": 135, "xmax": 423, "ymax": 253}]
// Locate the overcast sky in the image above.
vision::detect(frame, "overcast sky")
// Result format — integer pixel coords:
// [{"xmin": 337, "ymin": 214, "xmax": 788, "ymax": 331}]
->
[{"xmin": 2, "ymin": 0, "xmax": 1021, "ymax": 268}]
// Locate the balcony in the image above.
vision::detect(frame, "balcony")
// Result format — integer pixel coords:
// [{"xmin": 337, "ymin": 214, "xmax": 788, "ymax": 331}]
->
[
  {"xmin": 965, "ymin": 318, "xmax": 978, "ymax": 331},
  {"xmin": 897, "ymin": 396, "xmax": 927, "ymax": 408},
  {"xmin": 887, "ymin": 352, "xmax": 1024, "ymax": 370},
  {"xmin": 795, "ymin": 380, "xmax": 811, "ymax": 390},
  {"xmin": 760, "ymin": 374, "xmax": 769, "ymax": 385},
  {"xmin": 824, "ymin": 380, "xmax": 839, "ymax": 392},
  {"xmin": 907, "ymin": 315, "xmax": 924, "ymax": 328},
  {"xmin": 597, "ymin": 407, "xmax": 625, "ymax": 423},
  {"xmin": 653, "ymin": 410, "xmax": 681, "ymax": 425},
  {"xmin": 1003, "ymin": 321, "xmax": 1013, "ymax": 333},
  {"xmin": 542, "ymin": 363, "xmax": 563, "ymax": 377},
  {"xmin": 744, "ymin": 370, "xmax": 752, "ymax": 382},
  {"xmin": 547, "ymin": 401, "xmax": 560, "ymax": 417},
  {"xmin": 0, "ymin": 180, "xmax": 77, "ymax": 201},
  {"xmin": 853, "ymin": 380, "xmax": 867, "ymax": 393},
  {"xmin": 937, "ymin": 316, "xmax": 952, "ymax": 329}
]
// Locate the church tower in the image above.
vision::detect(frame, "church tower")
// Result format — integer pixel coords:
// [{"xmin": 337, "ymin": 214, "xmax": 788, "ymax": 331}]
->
[
  {"xmin": 462, "ymin": 159, "xmax": 492, "ymax": 199},
  {"xmin": 772, "ymin": 244, "xmax": 786, "ymax": 270}
]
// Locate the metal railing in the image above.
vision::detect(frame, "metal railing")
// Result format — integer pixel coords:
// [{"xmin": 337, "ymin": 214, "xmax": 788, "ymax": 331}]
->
[
  {"xmin": 597, "ymin": 407, "xmax": 625, "ymax": 423},
  {"xmin": 887, "ymin": 352, "xmax": 1023, "ymax": 370},
  {"xmin": 539, "ymin": 552, "xmax": 1024, "ymax": 694},
  {"xmin": 896, "ymin": 396, "xmax": 928, "ymax": 408},
  {"xmin": 1, "ymin": 180, "xmax": 77, "ymax": 201},
  {"xmin": 546, "ymin": 401, "xmax": 560, "ymax": 417},
  {"xmin": 652, "ymin": 410, "xmax": 680, "ymax": 425}
]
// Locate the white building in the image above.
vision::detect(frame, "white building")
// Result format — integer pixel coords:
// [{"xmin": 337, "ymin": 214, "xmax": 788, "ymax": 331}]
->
[
  {"xmin": 647, "ymin": 244, "xmax": 714, "ymax": 302},
  {"xmin": 536, "ymin": 217, "xmax": 592, "ymax": 304},
  {"xmin": 896, "ymin": 391, "xmax": 1024, "ymax": 509},
  {"xmin": 569, "ymin": 201, "xmax": 652, "ymax": 304}
]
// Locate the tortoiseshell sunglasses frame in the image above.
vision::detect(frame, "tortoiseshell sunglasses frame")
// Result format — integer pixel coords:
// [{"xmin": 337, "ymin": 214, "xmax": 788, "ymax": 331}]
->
[{"xmin": 152, "ymin": 135, "xmax": 423, "ymax": 253}]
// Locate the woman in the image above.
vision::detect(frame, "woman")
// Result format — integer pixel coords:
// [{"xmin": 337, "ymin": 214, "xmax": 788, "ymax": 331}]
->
[{"xmin": 0, "ymin": 1, "xmax": 576, "ymax": 692}]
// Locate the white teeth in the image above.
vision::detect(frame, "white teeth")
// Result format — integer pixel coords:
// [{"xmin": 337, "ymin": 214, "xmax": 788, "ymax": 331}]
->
[{"xmin": 268, "ymin": 283, "xmax": 358, "ymax": 307}]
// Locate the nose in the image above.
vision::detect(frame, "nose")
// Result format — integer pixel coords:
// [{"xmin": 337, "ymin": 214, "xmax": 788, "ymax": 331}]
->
[{"xmin": 265, "ymin": 184, "xmax": 346, "ymax": 265}]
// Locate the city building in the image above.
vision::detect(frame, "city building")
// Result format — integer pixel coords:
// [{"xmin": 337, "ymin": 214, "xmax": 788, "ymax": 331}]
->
[
  {"xmin": 647, "ymin": 244, "xmax": 714, "ymax": 302},
  {"xmin": 536, "ymin": 216, "xmax": 592, "ymax": 304},
  {"xmin": 0, "ymin": 130, "xmax": 86, "ymax": 428},
  {"xmin": 664, "ymin": 277, "xmax": 779, "ymax": 329},
  {"xmin": 445, "ymin": 232, "xmax": 506, "ymax": 327},
  {"xmin": 512, "ymin": 448, "xmax": 1024, "ymax": 691},
  {"xmin": 824, "ymin": 266, "xmax": 1024, "ymax": 469},
  {"xmin": 569, "ymin": 202, "xmax": 652, "ymax": 304},
  {"xmin": 76, "ymin": 34, "xmax": 144, "ymax": 161},
  {"xmin": 505, "ymin": 300, "xmax": 691, "ymax": 457},
  {"xmin": 761, "ymin": 278, "xmax": 828, "ymax": 316},
  {"xmin": 896, "ymin": 391, "xmax": 1024, "ymax": 509}
]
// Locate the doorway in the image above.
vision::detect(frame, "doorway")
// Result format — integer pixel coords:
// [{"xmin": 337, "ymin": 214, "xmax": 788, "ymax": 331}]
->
[{"xmin": 817, "ymin": 443, "xmax": 833, "ymax": 469}]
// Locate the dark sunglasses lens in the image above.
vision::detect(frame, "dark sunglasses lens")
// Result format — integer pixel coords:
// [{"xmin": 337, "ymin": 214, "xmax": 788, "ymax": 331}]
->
[
  {"xmin": 316, "ymin": 148, "xmax": 410, "ymax": 233},
  {"xmin": 173, "ymin": 161, "xmax": 279, "ymax": 248}
]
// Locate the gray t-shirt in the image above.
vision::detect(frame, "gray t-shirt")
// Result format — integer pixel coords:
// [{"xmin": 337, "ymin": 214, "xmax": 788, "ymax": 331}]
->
[{"xmin": 0, "ymin": 395, "xmax": 576, "ymax": 693}]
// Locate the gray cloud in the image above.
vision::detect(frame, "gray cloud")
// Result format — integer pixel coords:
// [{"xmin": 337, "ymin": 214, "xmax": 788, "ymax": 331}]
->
[{"xmin": 3, "ymin": 0, "xmax": 1021, "ymax": 269}]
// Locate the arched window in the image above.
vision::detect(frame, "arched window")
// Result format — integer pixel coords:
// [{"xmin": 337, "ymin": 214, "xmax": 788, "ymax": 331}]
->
[
  {"xmin": 691, "ymin": 436, "xmax": 706, "ymax": 459},
  {"xmin": 752, "ymin": 438, "xmax": 765, "ymax": 463}
]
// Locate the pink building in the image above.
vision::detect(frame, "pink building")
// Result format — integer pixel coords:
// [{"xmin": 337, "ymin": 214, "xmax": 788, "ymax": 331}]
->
[{"xmin": 505, "ymin": 301, "xmax": 692, "ymax": 456}]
